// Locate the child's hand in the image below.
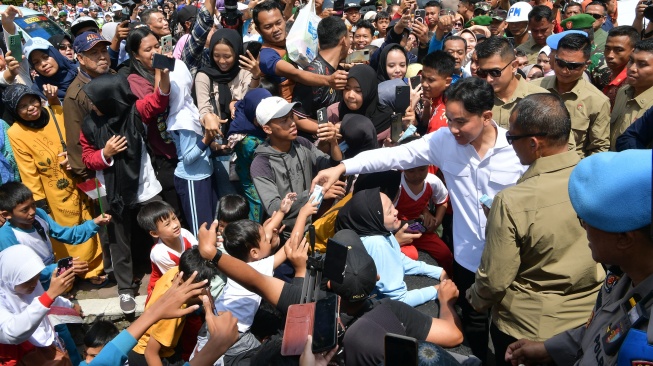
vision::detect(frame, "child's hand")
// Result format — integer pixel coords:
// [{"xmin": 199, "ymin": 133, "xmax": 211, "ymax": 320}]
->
[
  {"xmin": 102, "ymin": 135, "xmax": 127, "ymax": 158},
  {"xmin": 46, "ymin": 267, "xmax": 75, "ymax": 299},
  {"xmin": 263, "ymin": 216, "xmax": 285, "ymax": 250},
  {"xmin": 421, "ymin": 209, "xmax": 438, "ymax": 232},
  {"xmin": 72, "ymin": 258, "xmax": 88, "ymax": 276},
  {"xmin": 323, "ymin": 180, "xmax": 346, "ymax": 200},
  {"xmin": 279, "ymin": 192, "xmax": 297, "ymax": 214},
  {"xmin": 299, "ymin": 199, "xmax": 319, "ymax": 218},
  {"xmin": 284, "ymin": 231, "xmax": 309, "ymax": 274},
  {"xmin": 58, "ymin": 151, "xmax": 71, "ymax": 170},
  {"xmin": 93, "ymin": 214, "xmax": 112, "ymax": 226}
]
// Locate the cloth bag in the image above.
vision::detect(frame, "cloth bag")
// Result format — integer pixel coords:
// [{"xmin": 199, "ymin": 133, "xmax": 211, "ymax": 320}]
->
[{"xmin": 286, "ymin": 0, "xmax": 321, "ymax": 68}]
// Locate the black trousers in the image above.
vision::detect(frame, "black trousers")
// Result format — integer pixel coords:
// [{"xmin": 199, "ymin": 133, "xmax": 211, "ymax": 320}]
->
[
  {"xmin": 454, "ymin": 261, "xmax": 490, "ymax": 363},
  {"xmin": 153, "ymin": 155, "xmax": 183, "ymax": 223},
  {"xmin": 490, "ymin": 323, "xmax": 518, "ymax": 366}
]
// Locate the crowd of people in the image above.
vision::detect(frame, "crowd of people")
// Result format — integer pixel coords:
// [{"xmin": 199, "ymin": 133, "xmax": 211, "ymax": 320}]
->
[{"xmin": 0, "ymin": 0, "xmax": 651, "ymax": 364}]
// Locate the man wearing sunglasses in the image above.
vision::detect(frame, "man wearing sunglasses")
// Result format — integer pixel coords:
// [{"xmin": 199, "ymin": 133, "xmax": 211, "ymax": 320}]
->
[
  {"xmin": 467, "ymin": 93, "xmax": 604, "ymax": 366},
  {"xmin": 531, "ymin": 32, "xmax": 610, "ymax": 157},
  {"xmin": 584, "ymin": 1, "xmax": 609, "ymax": 51},
  {"xmin": 475, "ymin": 36, "xmax": 547, "ymax": 129}
]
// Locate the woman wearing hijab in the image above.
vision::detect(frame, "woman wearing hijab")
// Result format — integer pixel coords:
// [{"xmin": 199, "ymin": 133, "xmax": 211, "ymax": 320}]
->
[
  {"xmin": 227, "ymin": 88, "xmax": 271, "ymax": 222},
  {"xmin": 327, "ymin": 65, "xmax": 393, "ymax": 141},
  {"xmin": 339, "ymin": 114, "xmax": 377, "ymax": 160},
  {"xmin": 376, "ymin": 43, "xmax": 409, "ymax": 82},
  {"xmin": 48, "ymin": 34, "xmax": 76, "ymax": 63},
  {"xmin": 194, "ymin": 29, "xmax": 261, "ymax": 203},
  {"xmin": 23, "ymin": 37, "xmax": 78, "ymax": 100},
  {"xmin": 0, "ymin": 245, "xmax": 78, "ymax": 365},
  {"xmin": 336, "ymin": 188, "xmax": 446, "ymax": 307},
  {"xmin": 3, "ymin": 84, "xmax": 105, "ymax": 283}
]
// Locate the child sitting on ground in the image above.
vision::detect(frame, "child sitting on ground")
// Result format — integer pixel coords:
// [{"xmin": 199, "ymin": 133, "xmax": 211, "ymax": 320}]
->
[
  {"xmin": 0, "ymin": 181, "xmax": 111, "ymax": 288},
  {"xmin": 81, "ymin": 320, "xmax": 121, "ymax": 366}
]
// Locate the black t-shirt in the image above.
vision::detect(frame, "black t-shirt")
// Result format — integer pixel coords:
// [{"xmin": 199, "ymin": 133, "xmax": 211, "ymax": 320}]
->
[{"xmin": 292, "ymin": 55, "xmax": 342, "ymax": 121}]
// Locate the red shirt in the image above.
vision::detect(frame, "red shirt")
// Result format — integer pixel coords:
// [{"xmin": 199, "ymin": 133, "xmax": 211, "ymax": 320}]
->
[
  {"xmin": 603, "ymin": 67, "xmax": 628, "ymax": 110},
  {"xmin": 426, "ymin": 96, "xmax": 447, "ymax": 134}
]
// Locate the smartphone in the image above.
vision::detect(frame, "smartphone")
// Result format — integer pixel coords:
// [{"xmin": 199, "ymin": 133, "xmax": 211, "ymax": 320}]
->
[
  {"xmin": 345, "ymin": 49, "xmax": 370, "ymax": 64},
  {"xmin": 201, "ymin": 287, "xmax": 217, "ymax": 315},
  {"xmin": 324, "ymin": 238, "xmax": 348, "ymax": 284},
  {"xmin": 322, "ymin": 0, "xmax": 334, "ymax": 8},
  {"xmin": 8, "ymin": 34, "xmax": 22, "ymax": 63},
  {"xmin": 282, "ymin": 302, "xmax": 316, "ymax": 356},
  {"xmin": 309, "ymin": 185, "xmax": 324, "ymax": 209},
  {"xmin": 160, "ymin": 34, "xmax": 173, "ymax": 54},
  {"xmin": 407, "ymin": 219, "xmax": 427, "ymax": 233},
  {"xmin": 56, "ymin": 256, "xmax": 73, "ymax": 276},
  {"xmin": 152, "ymin": 53, "xmax": 176, "ymax": 71},
  {"xmin": 390, "ymin": 114, "xmax": 403, "ymax": 143},
  {"xmin": 385, "ymin": 333, "xmax": 418, "ymax": 366},
  {"xmin": 398, "ymin": 124, "xmax": 417, "ymax": 142},
  {"xmin": 409, "ymin": 75, "xmax": 421, "ymax": 90},
  {"xmin": 333, "ymin": 0, "xmax": 345, "ymax": 12},
  {"xmin": 317, "ymin": 107, "xmax": 327, "ymax": 125},
  {"xmin": 479, "ymin": 194, "xmax": 493, "ymax": 209},
  {"xmin": 414, "ymin": 8, "xmax": 425, "ymax": 23},
  {"xmin": 312, "ymin": 293, "xmax": 338, "ymax": 353},
  {"xmin": 395, "ymin": 85, "xmax": 410, "ymax": 114}
]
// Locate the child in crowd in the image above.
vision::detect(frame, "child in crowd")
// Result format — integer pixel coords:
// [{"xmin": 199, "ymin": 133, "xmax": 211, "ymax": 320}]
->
[
  {"xmin": 374, "ymin": 11, "xmax": 391, "ymax": 39},
  {"xmin": 80, "ymin": 320, "xmax": 120, "ymax": 366},
  {"xmin": 395, "ymin": 136, "xmax": 453, "ymax": 275},
  {"xmin": 421, "ymin": 51, "xmax": 455, "ymax": 134},
  {"xmin": 137, "ymin": 201, "xmax": 198, "ymax": 300},
  {"xmin": 0, "ymin": 182, "xmax": 111, "ymax": 288},
  {"xmin": 216, "ymin": 194, "xmax": 251, "ymax": 240}
]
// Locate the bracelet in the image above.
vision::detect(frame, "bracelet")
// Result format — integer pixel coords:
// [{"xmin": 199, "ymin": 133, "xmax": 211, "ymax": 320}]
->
[
  {"xmin": 211, "ymin": 250, "xmax": 222, "ymax": 265},
  {"xmin": 251, "ymin": 76, "xmax": 261, "ymax": 80}
]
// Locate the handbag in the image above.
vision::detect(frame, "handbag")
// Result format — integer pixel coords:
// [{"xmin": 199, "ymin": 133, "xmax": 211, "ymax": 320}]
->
[{"xmin": 286, "ymin": 0, "xmax": 321, "ymax": 68}]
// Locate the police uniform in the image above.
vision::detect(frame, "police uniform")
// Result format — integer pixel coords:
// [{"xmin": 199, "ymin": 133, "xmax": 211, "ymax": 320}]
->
[
  {"xmin": 515, "ymin": 36, "xmax": 542, "ymax": 65},
  {"xmin": 609, "ymin": 84, "xmax": 653, "ymax": 149},
  {"xmin": 544, "ymin": 267, "xmax": 653, "ymax": 366},
  {"xmin": 492, "ymin": 74, "xmax": 549, "ymax": 129}
]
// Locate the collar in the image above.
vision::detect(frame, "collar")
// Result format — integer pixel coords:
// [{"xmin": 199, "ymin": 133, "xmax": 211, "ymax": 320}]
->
[
  {"xmin": 627, "ymin": 85, "xmax": 653, "ymax": 108},
  {"xmin": 517, "ymin": 150, "xmax": 579, "ymax": 183},
  {"xmin": 497, "ymin": 74, "xmax": 529, "ymax": 104},
  {"xmin": 493, "ymin": 120, "xmax": 511, "ymax": 149},
  {"xmin": 608, "ymin": 67, "xmax": 628, "ymax": 87},
  {"xmin": 604, "ymin": 271, "xmax": 653, "ymax": 312},
  {"xmin": 541, "ymin": 75, "xmax": 583, "ymax": 96},
  {"xmin": 523, "ymin": 36, "xmax": 539, "ymax": 51}
]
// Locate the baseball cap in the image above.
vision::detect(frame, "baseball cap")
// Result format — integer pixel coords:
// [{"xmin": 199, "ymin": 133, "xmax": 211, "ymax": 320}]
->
[
  {"xmin": 178, "ymin": 5, "xmax": 198, "ymax": 24},
  {"xmin": 326, "ymin": 229, "xmax": 377, "ymax": 303},
  {"xmin": 110, "ymin": 3, "xmax": 123, "ymax": 11},
  {"xmin": 569, "ymin": 150, "xmax": 652, "ymax": 233},
  {"xmin": 561, "ymin": 13, "xmax": 595, "ymax": 30},
  {"xmin": 506, "ymin": 2, "xmax": 531, "ymax": 22},
  {"xmin": 255, "ymin": 97, "xmax": 301, "ymax": 126},
  {"xmin": 546, "ymin": 29, "xmax": 587, "ymax": 50},
  {"xmin": 23, "ymin": 37, "xmax": 52, "ymax": 62},
  {"xmin": 58, "ymin": 10, "xmax": 67, "ymax": 17},
  {"xmin": 344, "ymin": 2, "xmax": 362, "ymax": 11},
  {"xmin": 363, "ymin": 10, "xmax": 377, "ymax": 20},
  {"xmin": 73, "ymin": 31, "xmax": 110, "ymax": 53},
  {"xmin": 71, "ymin": 16, "xmax": 99, "ymax": 36},
  {"xmin": 89, "ymin": 4, "xmax": 99, "ymax": 11}
]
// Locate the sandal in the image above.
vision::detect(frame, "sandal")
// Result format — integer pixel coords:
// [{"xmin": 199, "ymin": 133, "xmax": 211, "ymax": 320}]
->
[{"xmin": 88, "ymin": 275, "xmax": 109, "ymax": 288}]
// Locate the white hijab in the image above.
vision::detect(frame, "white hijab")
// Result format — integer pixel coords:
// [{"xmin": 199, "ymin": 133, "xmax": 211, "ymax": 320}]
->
[{"xmin": 0, "ymin": 245, "xmax": 54, "ymax": 347}]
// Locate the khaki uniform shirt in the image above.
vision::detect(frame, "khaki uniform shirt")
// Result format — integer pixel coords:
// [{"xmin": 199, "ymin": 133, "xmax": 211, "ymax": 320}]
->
[
  {"xmin": 545, "ymin": 269, "xmax": 653, "ymax": 365},
  {"xmin": 492, "ymin": 75, "xmax": 549, "ymax": 129},
  {"xmin": 532, "ymin": 76, "xmax": 610, "ymax": 157},
  {"xmin": 63, "ymin": 70, "xmax": 94, "ymax": 181},
  {"xmin": 516, "ymin": 36, "xmax": 543, "ymax": 65},
  {"xmin": 469, "ymin": 151, "xmax": 605, "ymax": 341},
  {"xmin": 609, "ymin": 85, "xmax": 653, "ymax": 149}
]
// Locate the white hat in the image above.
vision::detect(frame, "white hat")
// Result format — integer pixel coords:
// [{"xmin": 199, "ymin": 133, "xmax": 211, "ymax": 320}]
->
[
  {"xmin": 23, "ymin": 37, "xmax": 52, "ymax": 62},
  {"xmin": 111, "ymin": 3, "xmax": 123, "ymax": 11},
  {"xmin": 506, "ymin": 2, "xmax": 531, "ymax": 23},
  {"xmin": 256, "ymin": 97, "xmax": 301, "ymax": 126},
  {"xmin": 539, "ymin": 45, "xmax": 551, "ymax": 56},
  {"xmin": 363, "ymin": 11, "xmax": 377, "ymax": 21}
]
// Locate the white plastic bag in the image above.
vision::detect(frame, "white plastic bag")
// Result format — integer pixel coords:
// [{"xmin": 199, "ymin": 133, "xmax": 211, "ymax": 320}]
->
[{"xmin": 286, "ymin": 0, "xmax": 321, "ymax": 68}]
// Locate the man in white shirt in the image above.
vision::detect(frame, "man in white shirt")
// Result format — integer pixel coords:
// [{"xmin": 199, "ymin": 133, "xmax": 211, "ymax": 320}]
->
[{"xmin": 312, "ymin": 77, "xmax": 526, "ymax": 362}]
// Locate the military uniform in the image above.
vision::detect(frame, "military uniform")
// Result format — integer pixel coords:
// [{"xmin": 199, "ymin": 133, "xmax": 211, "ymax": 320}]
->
[
  {"xmin": 544, "ymin": 268, "xmax": 653, "ymax": 365},
  {"xmin": 532, "ymin": 75, "xmax": 610, "ymax": 157},
  {"xmin": 515, "ymin": 36, "xmax": 544, "ymax": 65},
  {"xmin": 593, "ymin": 27, "xmax": 608, "ymax": 52},
  {"xmin": 588, "ymin": 45, "xmax": 611, "ymax": 91},
  {"xmin": 492, "ymin": 75, "xmax": 549, "ymax": 129},
  {"xmin": 609, "ymin": 84, "xmax": 653, "ymax": 149}
]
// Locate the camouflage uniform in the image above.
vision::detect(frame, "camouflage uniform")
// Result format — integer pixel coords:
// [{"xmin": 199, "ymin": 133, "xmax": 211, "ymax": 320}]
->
[{"xmin": 588, "ymin": 44, "xmax": 611, "ymax": 92}]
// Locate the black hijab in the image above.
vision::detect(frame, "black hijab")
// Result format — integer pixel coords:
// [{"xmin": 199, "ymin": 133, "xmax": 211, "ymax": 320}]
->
[
  {"xmin": 376, "ymin": 43, "xmax": 408, "ymax": 82},
  {"xmin": 197, "ymin": 29, "xmax": 243, "ymax": 119},
  {"xmin": 81, "ymin": 74, "xmax": 146, "ymax": 215},
  {"xmin": 340, "ymin": 114, "xmax": 377, "ymax": 159},
  {"xmin": 338, "ymin": 65, "xmax": 393, "ymax": 134},
  {"xmin": 2, "ymin": 84, "xmax": 50, "ymax": 129},
  {"xmin": 336, "ymin": 187, "xmax": 390, "ymax": 237}
]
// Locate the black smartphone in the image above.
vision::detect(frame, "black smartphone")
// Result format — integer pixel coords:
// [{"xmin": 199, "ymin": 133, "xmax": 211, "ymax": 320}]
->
[
  {"xmin": 324, "ymin": 238, "xmax": 348, "ymax": 284},
  {"xmin": 390, "ymin": 113, "xmax": 403, "ymax": 143},
  {"xmin": 201, "ymin": 287, "xmax": 217, "ymax": 315},
  {"xmin": 414, "ymin": 8, "xmax": 426, "ymax": 23},
  {"xmin": 57, "ymin": 256, "xmax": 73, "ymax": 276},
  {"xmin": 152, "ymin": 53, "xmax": 176, "ymax": 71},
  {"xmin": 385, "ymin": 333, "xmax": 418, "ymax": 366},
  {"xmin": 409, "ymin": 75, "xmax": 421, "ymax": 89},
  {"xmin": 395, "ymin": 85, "xmax": 410, "ymax": 114},
  {"xmin": 317, "ymin": 107, "xmax": 327, "ymax": 125},
  {"xmin": 333, "ymin": 0, "xmax": 345, "ymax": 12},
  {"xmin": 312, "ymin": 293, "xmax": 338, "ymax": 353}
]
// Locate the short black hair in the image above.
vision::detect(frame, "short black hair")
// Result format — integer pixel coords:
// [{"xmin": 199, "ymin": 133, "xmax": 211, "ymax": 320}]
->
[
  {"xmin": 179, "ymin": 247, "xmax": 219, "ymax": 282},
  {"xmin": 564, "ymin": 2, "xmax": 582, "ymax": 11},
  {"xmin": 422, "ymin": 50, "xmax": 455, "ymax": 77},
  {"xmin": 475, "ymin": 36, "xmax": 515, "ymax": 61},
  {"xmin": 253, "ymin": 1, "xmax": 283, "ymax": 28},
  {"xmin": 137, "ymin": 201, "xmax": 176, "ymax": 233},
  {"xmin": 424, "ymin": 1, "xmax": 442, "ymax": 8},
  {"xmin": 140, "ymin": 8, "xmax": 163, "ymax": 25},
  {"xmin": 223, "ymin": 220, "xmax": 262, "ymax": 261},
  {"xmin": 84, "ymin": 321, "xmax": 119, "ymax": 348},
  {"xmin": 558, "ymin": 33, "xmax": 591, "ymax": 60},
  {"xmin": 444, "ymin": 77, "xmax": 494, "ymax": 115},
  {"xmin": 585, "ymin": 1, "xmax": 607, "ymax": 13},
  {"xmin": 515, "ymin": 49, "xmax": 527, "ymax": 58},
  {"xmin": 510, "ymin": 93, "xmax": 571, "ymax": 146},
  {"xmin": 443, "ymin": 35, "xmax": 467, "ymax": 50},
  {"xmin": 353, "ymin": 170, "xmax": 402, "ymax": 199},
  {"xmin": 634, "ymin": 38, "xmax": 653, "ymax": 54},
  {"xmin": 353, "ymin": 19, "xmax": 375, "ymax": 35},
  {"xmin": 375, "ymin": 10, "xmax": 390, "ymax": 21},
  {"xmin": 528, "ymin": 5, "xmax": 554, "ymax": 22},
  {"xmin": 607, "ymin": 26, "xmax": 640, "ymax": 47},
  {"xmin": 218, "ymin": 194, "xmax": 250, "ymax": 223},
  {"xmin": 317, "ymin": 16, "xmax": 348, "ymax": 49},
  {"xmin": 0, "ymin": 182, "xmax": 34, "ymax": 212}
]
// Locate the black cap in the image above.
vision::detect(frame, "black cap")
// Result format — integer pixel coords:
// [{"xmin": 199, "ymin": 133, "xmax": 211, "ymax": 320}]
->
[
  {"xmin": 344, "ymin": 2, "xmax": 362, "ymax": 10},
  {"xmin": 178, "ymin": 5, "xmax": 198, "ymax": 24},
  {"xmin": 327, "ymin": 230, "xmax": 377, "ymax": 303}
]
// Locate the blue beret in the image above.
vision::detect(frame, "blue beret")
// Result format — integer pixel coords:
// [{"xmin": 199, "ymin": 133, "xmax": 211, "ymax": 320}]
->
[
  {"xmin": 569, "ymin": 150, "xmax": 652, "ymax": 233},
  {"xmin": 546, "ymin": 30, "xmax": 587, "ymax": 50}
]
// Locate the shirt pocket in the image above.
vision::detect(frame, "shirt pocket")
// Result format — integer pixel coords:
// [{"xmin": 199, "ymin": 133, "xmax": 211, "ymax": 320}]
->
[
  {"xmin": 488, "ymin": 170, "xmax": 521, "ymax": 190},
  {"xmin": 441, "ymin": 161, "xmax": 470, "ymax": 178}
]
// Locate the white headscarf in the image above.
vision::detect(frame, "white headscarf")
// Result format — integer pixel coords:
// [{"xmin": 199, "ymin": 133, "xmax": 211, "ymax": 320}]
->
[{"xmin": 0, "ymin": 245, "xmax": 54, "ymax": 347}]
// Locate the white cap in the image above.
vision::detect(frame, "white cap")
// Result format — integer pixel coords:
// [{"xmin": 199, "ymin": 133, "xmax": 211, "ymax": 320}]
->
[
  {"xmin": 23, "ymin": 37, "xmax": 52, "ymax": 61},
  {"xmin": 506, "ymin": 2, "xmax": 531, "ymax": 23},
  {"xmin": 255, "ymin": 97, "xmax": 300, "ymax": 126},
  {"xmin": 111, "ymin": 3, "xmax": 123, "ymax": 11},
  {"xmin": 363, "ymin": 11, "xmax": 376, "ymax": 21}
]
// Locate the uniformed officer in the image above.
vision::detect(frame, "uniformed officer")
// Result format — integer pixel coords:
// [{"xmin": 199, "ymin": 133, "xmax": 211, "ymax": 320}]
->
[
  {"xmin": 505, "ymin": 149, "xmax": 653, "ymax": 366},
  {"xmin": 561, "ymin": 13, "xmax": 612, "ymax": 90}
]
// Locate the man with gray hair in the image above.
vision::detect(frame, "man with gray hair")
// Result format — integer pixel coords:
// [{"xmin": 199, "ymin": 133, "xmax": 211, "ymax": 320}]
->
[{"xmin": 466, "ymin": 93, "xmax": 605, "ymax": 366}]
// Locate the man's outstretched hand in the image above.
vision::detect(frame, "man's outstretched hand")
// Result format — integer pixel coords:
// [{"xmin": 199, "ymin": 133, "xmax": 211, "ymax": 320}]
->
[{"xmin": 310, "ymin": 164, "xmax": 346, "ymax": 195}]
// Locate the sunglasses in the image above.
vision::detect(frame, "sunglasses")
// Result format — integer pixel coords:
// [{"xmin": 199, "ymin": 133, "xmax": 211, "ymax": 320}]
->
[
  {"xmin": 453, "ymin": 22, "xmax": 463, "ymax": 27},
  {"xmin": 554, "ymin": 57, "xmax": 586, "ymax": 70},
  {"xmin": 586, "ymin": 12, "xmax": 603, "ymax": 19},
  {"xmin": 58, "ymin": 44, "xmax": 73, "ymax": 50},
  {"xmin": 505, "ymin": 131, "xmax": 547, "ymax": 145},
  {"xmin": 477, "ymin": 58, "xmax": 515, "ymax": 78}
]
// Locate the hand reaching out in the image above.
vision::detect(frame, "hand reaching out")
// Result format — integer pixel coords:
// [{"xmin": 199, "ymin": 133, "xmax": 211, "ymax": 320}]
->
[
  {"xmin": 46, "ymin": 267, "xmax": 75, "ymax": 299},
  {"xmin": 280, "ymin": 192, "xmax": 298, "ymax": 214},
  {"xmin": 93, "ymin": 214, "xmax": 112, "ymax": 226},
  {"xmin": 72, "ymin": 258, "xmax": 89, "ymax": 276}
]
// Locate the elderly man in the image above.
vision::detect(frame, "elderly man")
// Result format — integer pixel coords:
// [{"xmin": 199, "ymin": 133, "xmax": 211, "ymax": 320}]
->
[{"xmin": 466, "ymin": 94, "xmax": 605, "ymax": 366}]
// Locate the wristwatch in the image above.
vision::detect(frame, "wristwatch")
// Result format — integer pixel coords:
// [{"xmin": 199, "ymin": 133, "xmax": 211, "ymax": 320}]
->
[{"xmin": 211, "ymin": 250, "xmax": 222, "ymax": 265}]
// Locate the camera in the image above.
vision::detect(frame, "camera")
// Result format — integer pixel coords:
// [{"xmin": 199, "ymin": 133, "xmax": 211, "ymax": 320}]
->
[
  {"xmin": 221, "ymin": 0, "xmax": 243, "ymax": 27},
  {"xmin": 644, "ymin": 0, "xmax": 653, "ymax": 21},
  {"xmin": 115, "ymin": 0, "xmax": 143, "ymax": 16}
]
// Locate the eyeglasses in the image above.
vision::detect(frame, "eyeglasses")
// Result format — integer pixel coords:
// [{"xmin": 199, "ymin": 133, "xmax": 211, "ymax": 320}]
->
[
  {"xmin": 586, "ymin": 12, "xmax": 603, "ymax": 19},
  {"xmin": 58, "ymin": 44, "xmax": 73, "ymax": 50},
  {"xmin": 505, "ymin": 131, "xmax": 547, "ymax": 144},
  {"xmin": 453, "ymin": 22, "xmax": 463, "ymax": 27},
  {"xmin": 554, "ymin": 57, "xmax": 586, "ymax": 71},
  {"xmin": 477, "ymin": 58, "xmax": 515, "ymax": 78}
]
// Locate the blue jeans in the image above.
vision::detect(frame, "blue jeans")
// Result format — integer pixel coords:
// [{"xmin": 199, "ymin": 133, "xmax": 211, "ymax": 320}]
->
[{"xmin": 212, "ymin": 155, "xmax": 238, "ymax": 202}]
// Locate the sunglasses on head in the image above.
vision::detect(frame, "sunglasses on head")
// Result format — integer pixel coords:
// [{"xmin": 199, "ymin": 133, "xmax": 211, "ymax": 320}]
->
[
  {"xmin": 586, "ymin": 12, "xmax": 603, "ymax": 19},
  {"xmin": 476, "ymin": 58, "xmax": 515, "ymax": 78},
  {"xmin": 554, "ymin": 57, "xmax": 585, "ymax": 70}
]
